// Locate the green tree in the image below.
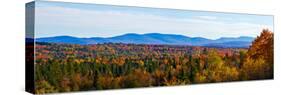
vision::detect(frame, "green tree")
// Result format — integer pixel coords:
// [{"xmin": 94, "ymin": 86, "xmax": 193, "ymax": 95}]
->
[{"xmin": 35, "ymin": 80, "xmax": 57, "ymax": 94}]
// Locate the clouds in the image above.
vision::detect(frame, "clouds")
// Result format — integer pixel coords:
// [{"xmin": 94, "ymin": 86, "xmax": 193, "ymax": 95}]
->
[
  {"xmin": 35, "ymin": 2, "xmax": 273, "ymax": 39},
  {"xmin": 196, "ymin": 16, "xmax": 217, "ymax": 20}
]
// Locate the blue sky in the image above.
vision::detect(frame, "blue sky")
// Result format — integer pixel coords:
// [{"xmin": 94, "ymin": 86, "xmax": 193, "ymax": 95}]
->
[{"xmin": 34, "ymin": 1, "xmax": 273, "ymax": 39}]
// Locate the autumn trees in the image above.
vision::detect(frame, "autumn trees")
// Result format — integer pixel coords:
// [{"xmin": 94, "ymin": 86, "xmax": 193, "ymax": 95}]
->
[
  {"xmin": 34, "ymin": 29, "xmax": 273, "ymax": 94},
  {"xmin": 193, "ymin": 49, "xmax": 240, "ymax": 83},
  {"xmin": 242, "ymin": 29, "xmax": 274, "ymax": 80}
]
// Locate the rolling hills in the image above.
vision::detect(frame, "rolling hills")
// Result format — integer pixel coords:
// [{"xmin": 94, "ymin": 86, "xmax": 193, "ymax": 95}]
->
[{"xmin": 36, "ymin": 33, "xmax": 254, "ymax": 48}]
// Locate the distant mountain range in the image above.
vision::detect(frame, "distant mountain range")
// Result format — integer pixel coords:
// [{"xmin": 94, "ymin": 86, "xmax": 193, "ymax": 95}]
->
[{"xmin": 36, "ymin": 33, "xmax": 254, "ymax": 48}]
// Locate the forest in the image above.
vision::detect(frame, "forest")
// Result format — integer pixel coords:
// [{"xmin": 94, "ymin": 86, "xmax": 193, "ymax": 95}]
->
[{"xmin": 33, "ymin": 29, "xmax": 273, "ymax": 94}]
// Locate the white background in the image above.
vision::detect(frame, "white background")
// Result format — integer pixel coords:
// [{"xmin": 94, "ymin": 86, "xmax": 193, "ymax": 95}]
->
[{"xmin": 0, "ymin": 0, "xmax": 280, "ymax": 95}]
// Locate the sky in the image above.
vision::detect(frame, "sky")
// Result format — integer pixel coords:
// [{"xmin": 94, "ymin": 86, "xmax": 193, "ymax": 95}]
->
[{"xmin": 33, "ymin": 1, "xmax": 274, "ymax": 39}]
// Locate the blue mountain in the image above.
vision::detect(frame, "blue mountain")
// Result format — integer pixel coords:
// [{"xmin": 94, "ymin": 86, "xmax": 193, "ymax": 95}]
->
[
  {"xmin": 37, "ymin": 33, "xmax": 254, "ymax": 48},
  {"xmin": 214, "ymin": 36, "xmax": 254, "ymax": 43},
  {"xmin": 36, "ymin": 36, "xmax": 87, "ymax": 44}
]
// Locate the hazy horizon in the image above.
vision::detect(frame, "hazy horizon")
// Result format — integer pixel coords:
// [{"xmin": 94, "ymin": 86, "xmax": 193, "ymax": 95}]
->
[{"xmin": 34, "ymin": 32, "xmax": 256, "ymax": 40}]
